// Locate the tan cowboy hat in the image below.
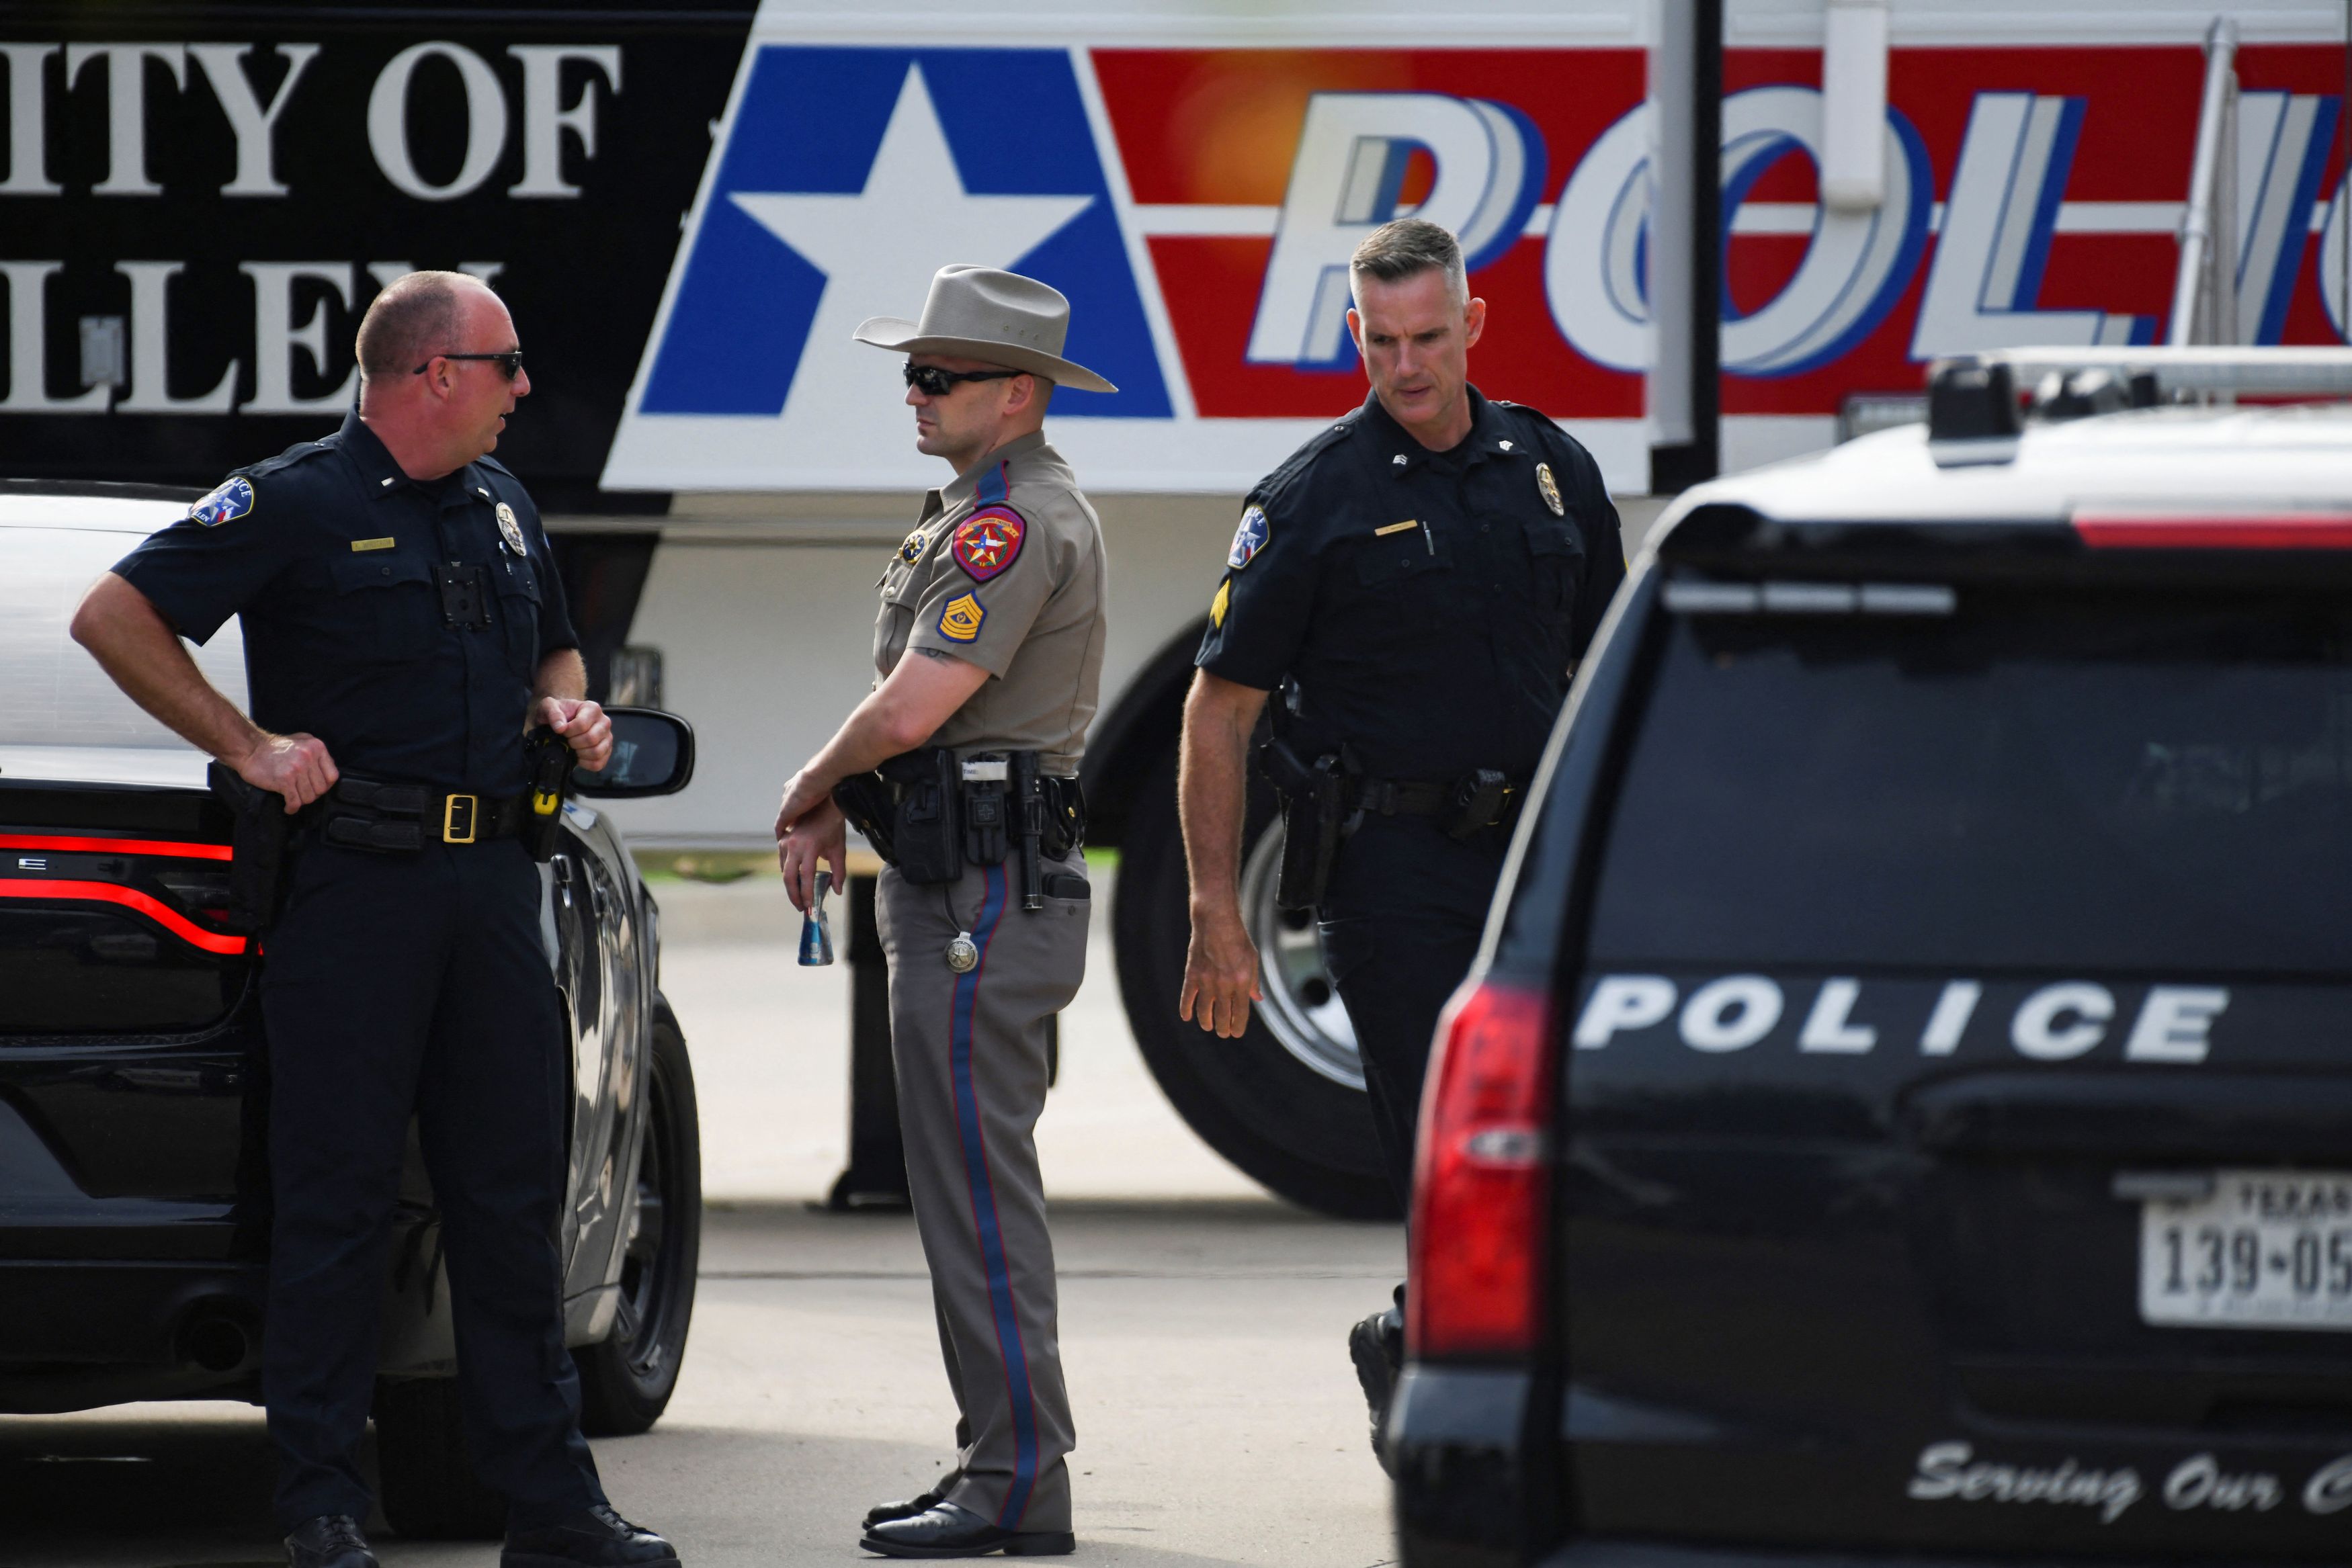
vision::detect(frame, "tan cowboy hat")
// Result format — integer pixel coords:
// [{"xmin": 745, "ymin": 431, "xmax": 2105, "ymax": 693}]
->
[{"xmin": 853, "ymin": 265, "xmax": 1118, "ymax": 394}]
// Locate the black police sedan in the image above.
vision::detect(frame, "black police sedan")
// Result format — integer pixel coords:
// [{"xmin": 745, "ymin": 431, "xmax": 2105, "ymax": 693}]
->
[
  {"xmin": 0, "ymin": 480, "xmax": 702, "ymax": 1538},
  {"xmin": 1393, "ymin": 352, "xmax": 2352, "ymax": 1566}
]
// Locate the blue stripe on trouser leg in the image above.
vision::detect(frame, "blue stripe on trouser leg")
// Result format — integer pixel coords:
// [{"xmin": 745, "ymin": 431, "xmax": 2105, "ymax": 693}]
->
[{"xmin": 948, "ymin": 864, "xmax": 1041, "ymax": 1528}]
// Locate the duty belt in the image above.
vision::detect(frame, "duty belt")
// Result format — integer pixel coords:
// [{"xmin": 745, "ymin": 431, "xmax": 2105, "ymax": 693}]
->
[
  {"xmin": 320, "ymin": 777, "xmax": 530, "ymax": 853},
  {"xmin": 1353, "ymin": 771, "xmax": 1528, "ymax": 838}
]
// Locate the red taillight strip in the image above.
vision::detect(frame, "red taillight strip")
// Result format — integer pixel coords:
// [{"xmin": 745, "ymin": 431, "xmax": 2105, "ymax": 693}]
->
[
  {"xmin": 2072, "ymin": 511, "xmax": 2352, "ymax": 550},
  {"xmin": 0, "ymin": 832, "xmax": 233, "ymax": 861},
  {"xmin": 0, "ymin": 879, "xmax": 246, "ymax": 955}
]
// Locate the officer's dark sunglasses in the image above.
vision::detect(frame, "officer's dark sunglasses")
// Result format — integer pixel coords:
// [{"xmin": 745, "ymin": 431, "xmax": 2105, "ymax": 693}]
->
[
  {"xmin": 903, "ymin": 363, "xmax": 1020, "ymax": 396},
  {"xmin": 413, "ymin": 351, "xmax": 526, "ymax": 380}
]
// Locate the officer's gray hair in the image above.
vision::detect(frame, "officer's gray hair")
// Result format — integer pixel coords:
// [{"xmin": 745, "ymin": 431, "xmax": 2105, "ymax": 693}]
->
[
  {"xmin": 355, "ymin": 271, "xmax": 494, "ymax": 384},
  {"xmin": 1349, "ymin": 219, "xmax": 1469, "ymax": 311}
]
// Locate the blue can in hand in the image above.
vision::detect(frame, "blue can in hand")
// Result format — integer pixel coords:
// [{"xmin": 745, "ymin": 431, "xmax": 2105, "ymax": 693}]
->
[{"xmin": 798, "ymin": 869, "xmax": 835, "ymax": 966}]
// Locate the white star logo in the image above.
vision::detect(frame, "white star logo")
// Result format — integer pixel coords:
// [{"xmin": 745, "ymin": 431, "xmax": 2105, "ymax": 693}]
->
[{"xmin": 730, "ymin": 64, "xmax": 1093, "ymax": 437}]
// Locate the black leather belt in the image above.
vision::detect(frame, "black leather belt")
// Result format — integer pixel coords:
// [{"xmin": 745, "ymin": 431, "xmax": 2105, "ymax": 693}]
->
[{"xmin": 321, "ymin": 778, "xmax": 528, "ymax": 853}]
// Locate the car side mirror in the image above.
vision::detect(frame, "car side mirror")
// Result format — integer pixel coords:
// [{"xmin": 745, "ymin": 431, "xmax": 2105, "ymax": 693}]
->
[{"xmin": 571, "ymin": 707, "xmax": 696, "ymax": 798}]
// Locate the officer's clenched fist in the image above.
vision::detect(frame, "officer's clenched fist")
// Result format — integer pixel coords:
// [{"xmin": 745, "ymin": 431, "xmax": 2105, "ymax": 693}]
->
[{"xmin": 238, "ymin": 731, "xmax": 339, "ymax": 814}]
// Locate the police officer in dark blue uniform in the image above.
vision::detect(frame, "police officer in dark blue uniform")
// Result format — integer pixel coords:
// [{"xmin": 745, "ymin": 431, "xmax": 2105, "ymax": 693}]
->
[
  {"xmin": 1175, "ymin": 220, "xmax": 1624, "ymax": 1464},
  {"xmin": 71, "ymin": 272, "xmax": 677, "ymax": 1568}
]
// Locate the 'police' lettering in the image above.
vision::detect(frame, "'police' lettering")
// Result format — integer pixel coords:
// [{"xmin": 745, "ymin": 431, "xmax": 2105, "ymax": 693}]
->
[{"xmin": 1570, "ymin": 973, "xmax": 2232, "ymax": 1066}]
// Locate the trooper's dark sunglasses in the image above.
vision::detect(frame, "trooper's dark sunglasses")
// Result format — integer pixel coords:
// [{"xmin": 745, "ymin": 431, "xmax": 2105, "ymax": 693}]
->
[
  {"xmin": 413, "ymin": 351, "xmax": 526, "ymax": 380},
  {"xmin": 903, "ymin": 363, "xmax": 1020, "ymax": 396}
]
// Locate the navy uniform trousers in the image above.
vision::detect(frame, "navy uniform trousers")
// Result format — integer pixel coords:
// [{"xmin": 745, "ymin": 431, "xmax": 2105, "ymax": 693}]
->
[
  {"xmin": 1316, "ymin": 814, "xmax": 1513, "ymax": 1205},
  {"xmin": 258, "ymin": 835, "xmax": 605, "ymax": 1528}
]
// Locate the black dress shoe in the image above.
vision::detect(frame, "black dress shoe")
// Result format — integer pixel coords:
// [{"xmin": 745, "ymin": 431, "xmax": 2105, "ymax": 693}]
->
[
  {"xmin": 1348, "ymin": 1299, "xmax": 1404, "ymax": 1476},
  {"xmin": 864, "ymin": 1469, "xmax": 963, "ymax": 1528},
  {"xmin": 503, "ymin": 1504, "xmax": 680, "ymax": 1568},
  {"xmin": 860, "ymin": 1500, "xmax": 1075, "ymax": 1558},
  {"xmin": 284, "ymin": 1515, "xmax": 378, "ymax": 1568}
]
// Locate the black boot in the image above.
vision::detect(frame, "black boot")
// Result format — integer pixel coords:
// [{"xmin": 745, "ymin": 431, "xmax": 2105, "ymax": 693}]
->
[
  {"xmin": 860, "ymin": 1501, "xmax": 1075, "ymax": 1558},
  {"xmin": 1348, "ymin": 1289, "xmax": 1405, "ymax": 1474},
  {"xmin": 284, "ymin": 1515, "xmax": 378, "ymax": 1568},
  {"xmin": 865, "ymin": 1469, "xmax": 963, "ymax": 1528},
  {"xmin": 502, "ymin": 1504, "xmax": 680, "ymax": 1568}
]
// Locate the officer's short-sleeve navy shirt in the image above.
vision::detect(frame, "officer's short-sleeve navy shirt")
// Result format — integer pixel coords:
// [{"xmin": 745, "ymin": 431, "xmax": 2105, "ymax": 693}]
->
[
  {"xmin": 114, "ymin": 409, "xmax": 577, "ymax": 797},
  {"xmin": 1196, "ymin": 386, "xmax": 1625, "ymax": 783}
]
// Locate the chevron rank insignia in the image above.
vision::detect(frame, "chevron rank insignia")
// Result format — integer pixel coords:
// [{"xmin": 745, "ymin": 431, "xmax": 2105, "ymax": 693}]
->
[
  {"xmin": 938, "ymin": 593, "xmax": 986, "ymax": 643},
  {"xmin": 187, "ymin": 476, "xmax": 254, "ymax": 527},
  {"xmin": 951, "ymin": 506, "xmax": 1025, "ymax": 582}
]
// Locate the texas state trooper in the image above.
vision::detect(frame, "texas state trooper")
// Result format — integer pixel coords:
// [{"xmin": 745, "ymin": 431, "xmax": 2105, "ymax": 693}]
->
[
  {"xmin": 70, "ymin": 273, "xmax": 675, "ymax": 1568},
  {"xmin": 772, "ymin": 266, "xmax": 1110, "ymax": 1559},
  {"xmin": 1176, "ymin": 220, "xmax": 1625, "ymax": 1464}
]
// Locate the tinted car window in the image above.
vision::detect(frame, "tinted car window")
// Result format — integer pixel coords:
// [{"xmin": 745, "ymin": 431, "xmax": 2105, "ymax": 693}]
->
[{"xmin": 1589, "ymin": 586, "xmax": 2352, "ymax": 973}]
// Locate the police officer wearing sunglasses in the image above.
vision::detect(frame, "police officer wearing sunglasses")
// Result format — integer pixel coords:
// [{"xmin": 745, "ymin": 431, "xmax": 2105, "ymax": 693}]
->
[
  {"xmin": 71, "ymin": 271, "xmax": 676, "ymax": 1568},
  {"xmin": 773, "ymin": 265, "xmax": 1114, "ymax": 1558}
]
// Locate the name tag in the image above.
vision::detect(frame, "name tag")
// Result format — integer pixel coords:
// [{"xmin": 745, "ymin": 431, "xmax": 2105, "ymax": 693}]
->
[
  {"xmin": 1374, "ymin": 520, "xmax": 1420, "ymax": 537},
  {"xmin": 350, "ymin": 537, "xmax": 396, "ymax": 552}
]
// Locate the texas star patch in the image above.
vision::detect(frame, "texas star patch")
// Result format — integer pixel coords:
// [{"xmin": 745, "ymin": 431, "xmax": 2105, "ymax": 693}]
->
[
  {"xmin": 1227, "ymin": 505, "xmax": 1269, "ymax": 569},
  {"xmin": 951, "ymin": 506, "xmax": 1025, "ymax": 582},
  {"xmin": 187, "ymin": 476, "xmax": 254, "ymax": 527},
  {"xmin": 937, "ymin": 593, "xmax": 986, "ymax": 643}
]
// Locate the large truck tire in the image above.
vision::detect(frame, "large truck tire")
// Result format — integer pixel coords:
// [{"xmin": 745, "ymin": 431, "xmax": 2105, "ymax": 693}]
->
[
  {"xmin": 575, "ymin": 998, "xmax": 702, "ymax": 1437},
  {"xmin": 1114, "ymin": 746, "xmax": 1399, "ymax": 1220}
]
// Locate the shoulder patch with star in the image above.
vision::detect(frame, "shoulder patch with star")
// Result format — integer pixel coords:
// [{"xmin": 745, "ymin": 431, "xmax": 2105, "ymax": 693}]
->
[
  {"xmin": 187, "ymin": 476, "xmax": 255, "ymax": 527},
  {"xmin": 950, "ymin": 505, "xmax": 1025, "ymax": 582},
  {"xmin": 1226, "ymin": 505, "xmax": 1269, "ymax": 570}
]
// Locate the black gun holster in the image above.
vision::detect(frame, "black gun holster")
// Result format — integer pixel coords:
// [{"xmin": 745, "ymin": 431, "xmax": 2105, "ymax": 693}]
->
[
  {"xmin": 1258, "ymin": 737, "xmax": 1348, "ymax": 912},
  {"xmin": 206, "ymin": 762, "xmax": 292, "ymax": 933},
  {"xmin": 881, "ymin": 748, "xmax": 964, "ymax": 885},
  {"xmin": 519, "ymin": 727, "xmax": 576, "ymax": 862}
]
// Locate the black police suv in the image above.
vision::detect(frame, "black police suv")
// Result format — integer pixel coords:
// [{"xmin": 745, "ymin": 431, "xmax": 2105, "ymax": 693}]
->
[
  {"xmin": 1392, "ymin": 353, "xmax": 2352, "ymax": 1566},
  {"xmin": 0, "ymin": 481, "xmax": 703, "ymax": 1538}
]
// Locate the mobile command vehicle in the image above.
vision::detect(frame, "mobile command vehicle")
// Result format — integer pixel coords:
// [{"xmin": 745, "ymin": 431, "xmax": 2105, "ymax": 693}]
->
[
  {"xmin": 1390, "ymin": 346, "xmax": 2352, "ymax": 1566},
  {"xmin": 7, "ymin": 0, "xmax": 2352, "ymax": 1216},
  {"xmin": 0, "ymin": 484, "xmax": 704, "ymax": 1540}
]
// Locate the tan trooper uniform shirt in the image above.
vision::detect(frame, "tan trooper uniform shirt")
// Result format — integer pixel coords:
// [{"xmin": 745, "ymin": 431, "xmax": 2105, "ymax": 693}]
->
[{"xmin": 874, "ymin": 429, "xmax": 1108, "ymax": 776}]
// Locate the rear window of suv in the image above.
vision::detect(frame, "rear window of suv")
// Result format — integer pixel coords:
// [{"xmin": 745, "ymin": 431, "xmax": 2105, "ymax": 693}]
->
[{"xmin": 1588, "ymin": 584, "xmax": 2352, "ymax": 975}]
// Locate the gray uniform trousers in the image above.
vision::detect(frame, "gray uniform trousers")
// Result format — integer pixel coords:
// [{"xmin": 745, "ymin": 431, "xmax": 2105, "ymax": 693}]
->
[{"xmin": 876, "ymin": 849, "xmax": 1090, "ymax": 1534}]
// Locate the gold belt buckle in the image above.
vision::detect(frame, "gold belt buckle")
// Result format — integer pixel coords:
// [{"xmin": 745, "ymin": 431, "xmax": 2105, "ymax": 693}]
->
[{"xmin": 443, "ymin": 793, "xmax": 478, "ymax": 844}]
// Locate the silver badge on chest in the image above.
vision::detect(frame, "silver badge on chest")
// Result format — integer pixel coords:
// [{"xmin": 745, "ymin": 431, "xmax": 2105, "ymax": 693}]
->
[{"xmin": 495, "ymin": 500, "xmax": 528, "ymax": 556}]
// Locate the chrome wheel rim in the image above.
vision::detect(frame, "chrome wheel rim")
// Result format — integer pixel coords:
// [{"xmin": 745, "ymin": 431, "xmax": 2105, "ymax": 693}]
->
[{"xmin": 1239, "ymin": 820, "xmax": 1363, "ymax": 1090}]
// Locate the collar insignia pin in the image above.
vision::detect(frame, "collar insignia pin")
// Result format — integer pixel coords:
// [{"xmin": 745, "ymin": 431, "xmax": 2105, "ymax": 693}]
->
[
  {"xmin": 1536, "ymin": 462, "xmax": 1564, "ymax": 517},
  {"xmin": 1392, "ymin": 453, "xmax": 1407, "ymax": 466},
  {"xmin": 1499, "ymin": 439, "xmax": 1513, "ymax": 451}
]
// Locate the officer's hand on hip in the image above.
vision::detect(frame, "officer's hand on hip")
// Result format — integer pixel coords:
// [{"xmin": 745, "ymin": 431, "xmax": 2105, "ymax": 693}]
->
[
  {"xmin": 238, "ymin": 732, "xmax": 339, "ymax": 814},
  {"xmin": 778, "ymin": 799, "xmax": 847, "ymax": 914},
  {"xmin": 538, "ymin": 697, "xmax": 612, "ymax": 771},
  {"xmin": 1180, "ymin": 906, "xmax": 1263, "ymax": 1039}
]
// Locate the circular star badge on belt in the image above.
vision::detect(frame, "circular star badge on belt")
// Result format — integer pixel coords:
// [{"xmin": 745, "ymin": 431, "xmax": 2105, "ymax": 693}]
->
[
  {"xmin": 1536, "ymin": 462, "xmax": 1565, "ymax": 517},
  {"xmin": 495, "ymin": 501, "xmax": 528, "ymax": 556}
]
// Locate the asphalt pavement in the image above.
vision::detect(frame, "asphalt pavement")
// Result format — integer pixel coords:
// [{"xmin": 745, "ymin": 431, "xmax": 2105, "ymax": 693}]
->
[{"xmin": 0, "ymin": 870, "xmax": 1406, "ymax": 1568}]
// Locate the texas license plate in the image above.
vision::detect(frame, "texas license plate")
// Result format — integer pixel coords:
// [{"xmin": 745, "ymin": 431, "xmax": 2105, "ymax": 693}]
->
[{"xmin": 2140, "ymin": 1170, "xmax": 2352, "ymax": 1329}]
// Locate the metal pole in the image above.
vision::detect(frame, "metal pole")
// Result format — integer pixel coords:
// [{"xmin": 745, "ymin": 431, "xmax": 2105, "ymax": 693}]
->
[
  {"xmin": 2170, "ymin": 16, "xmax": 2240, "ymax": 348},
  {"xmin": 1650, "ymin": 0, "xmax": 1721, "ymax": 489}
]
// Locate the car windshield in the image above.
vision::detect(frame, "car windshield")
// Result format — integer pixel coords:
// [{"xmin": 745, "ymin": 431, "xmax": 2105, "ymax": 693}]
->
[{"xmin": 1587, "ymin": 583, "xmax": 2352, "ymax": 975}]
